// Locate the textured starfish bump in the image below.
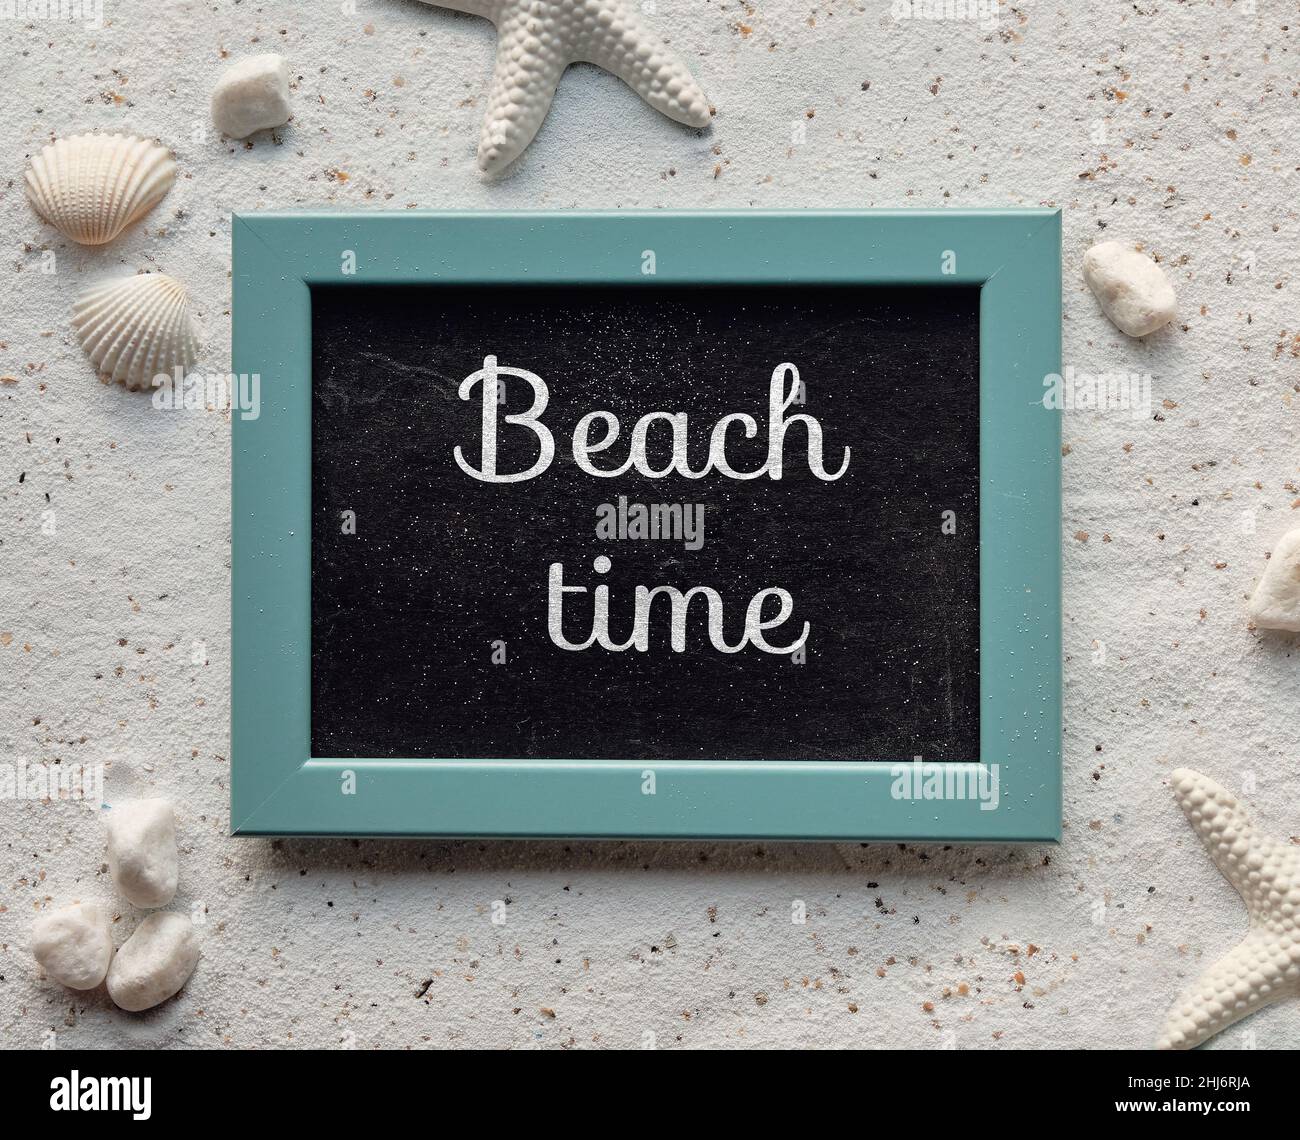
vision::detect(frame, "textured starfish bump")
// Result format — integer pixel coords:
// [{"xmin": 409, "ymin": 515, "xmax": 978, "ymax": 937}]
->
[
  {"xmin": 418, "ymin": 0, "xmax": 712, "ymax": 173},
  {"xmin": 1158, "ymin": 768, "xmax": 1300, "ymax": 1049}
]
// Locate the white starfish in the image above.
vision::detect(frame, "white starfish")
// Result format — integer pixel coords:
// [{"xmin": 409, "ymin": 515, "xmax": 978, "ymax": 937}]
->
[
  {"xmin": 1158, "ymin": 768, "xmax": 1300, "ymax": 1049},
  {"xmin": 417, "ymin": 0, "xmax": 712, "ymax": 173}
]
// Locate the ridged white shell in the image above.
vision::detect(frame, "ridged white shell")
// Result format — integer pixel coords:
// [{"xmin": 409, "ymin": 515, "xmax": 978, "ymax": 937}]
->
[
  {"xmin": 26, "ymin": 133, "xmax": 176, "ymax": 246},
  {"xmin": 70, "ymin": 274, "xmax": 201, "ymax": 391}
]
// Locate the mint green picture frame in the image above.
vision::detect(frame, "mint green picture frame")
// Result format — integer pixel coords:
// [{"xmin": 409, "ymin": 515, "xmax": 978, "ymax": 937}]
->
[{"xmin": 231, "ymin": 210, "xmax": 1061, "ymax": 840}]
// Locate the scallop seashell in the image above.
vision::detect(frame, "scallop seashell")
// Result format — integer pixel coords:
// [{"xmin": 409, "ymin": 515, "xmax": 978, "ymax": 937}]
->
[
  {"xmin": 25, "ymin": 133, "xmax": 176, "ymax": 246},
  {"xmin": 70, "ymin": 274, "xmax": 201, "ymax": 391}
]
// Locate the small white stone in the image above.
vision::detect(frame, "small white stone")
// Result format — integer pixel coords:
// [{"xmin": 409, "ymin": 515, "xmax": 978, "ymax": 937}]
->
[
  {"xmin": 106, "ymin": 798, "xmax": 178, "ymax": 908},
  {"xmin": 211, "ymin": 53, "xmax": 291, "ymax": 139},
  {"xmin": 106, "ymin": 912, "xmax": 200, "ymax": 1012},
  {"xmin": 31, "ymin": 901, "xmax": 113, "ymax": 990},
  {"xmin": 1082, "ymin": 240, "xmax": 1177, "ymax": 337},
  {"xmin": 1248, "ymin": 527, "xmax": 1300, "ymax": 632}
]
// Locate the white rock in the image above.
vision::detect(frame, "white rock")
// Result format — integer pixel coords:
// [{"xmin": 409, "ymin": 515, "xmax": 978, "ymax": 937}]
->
[
  {"xmin": 1248, "ymin": 527, "xmax": 1300, "ymax": 632},
  {"xmin": 211, "ymin": 53, "xmax": 291, "ymax": 139},
  {"xmin": 106, "ymin": 912, "xmax": 200, "ymax": 1012},
  {"xmin": 1082, "ymin": 240, "xmax": 1177, "ymax": 337},
  {"xmin": 31, "ymin": 902, "xmax": 113, "ymax": 990},
  {"xmin": 106, "ymin": 798, "xmax": 178, "ymax": 908}
]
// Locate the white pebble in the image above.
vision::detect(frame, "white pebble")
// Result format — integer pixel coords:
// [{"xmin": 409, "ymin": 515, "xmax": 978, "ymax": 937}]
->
[
  {"xmin": 1082, "ymin": 240, "xmax": 1177, "ymax": 337},
  {"xmin": 106, "ymin": 912, "xmax": 200, "ymax": 1012},
  {"xmin": 106, "ymin": 798, "xmax": 178, "ymax": 908},
  {"xmin": 31, "ymin": 902, "xmax": 113, "ymax": 990},
  {"xmin": 1248, "ymin": 527, "xmax": 1300, "ymax": 632},
  {"xmin": 211, "ymin": 53, "xmax": 291, "ymax": 139}
]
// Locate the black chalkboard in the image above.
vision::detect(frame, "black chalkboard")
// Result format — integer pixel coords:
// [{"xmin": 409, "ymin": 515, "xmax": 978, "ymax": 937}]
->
[{"xmin": 310, "ymin": 284, "xmax": 980, "ymax": 762}]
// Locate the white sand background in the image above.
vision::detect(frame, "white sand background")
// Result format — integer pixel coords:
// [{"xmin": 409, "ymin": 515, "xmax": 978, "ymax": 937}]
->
[{"xmin": 1, "ymin": 0, "xmax": 1297, "ymax": 1049}]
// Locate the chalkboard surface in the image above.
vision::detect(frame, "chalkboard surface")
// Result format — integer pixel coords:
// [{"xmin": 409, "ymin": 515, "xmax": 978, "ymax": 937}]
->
[{"xmin": 310, "ymin": 284, "xmax": 980, "ymax": 762}]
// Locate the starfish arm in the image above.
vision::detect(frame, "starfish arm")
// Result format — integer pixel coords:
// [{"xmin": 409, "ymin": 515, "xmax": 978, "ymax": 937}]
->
[
  {"xmin": 416, "ymin": 0, "xmax": 712, "ymax": 169},
  {"xmin": 476, "ymin": 5, "xmax": 570, "ymax": 173},
  {"xmin": 1170, "ymin": 768, "xmax": 1292, "ymax": 925},
  {"xmin": 1157, "ymin": 930, "xmax": 1299, "ymax": 1049},
  {"xmin": 1162, "ymin": 768, "xmax": 1300, "ymax": 1047},
  {"xmin": 575, "ymin": 1, "xmax": 712, "ymax": 128}
]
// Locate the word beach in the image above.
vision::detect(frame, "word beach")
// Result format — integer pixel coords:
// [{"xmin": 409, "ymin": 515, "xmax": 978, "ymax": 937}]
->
[{"xmin": 454, "ymin": 357, "xmax": 851, "ymax": 483}]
